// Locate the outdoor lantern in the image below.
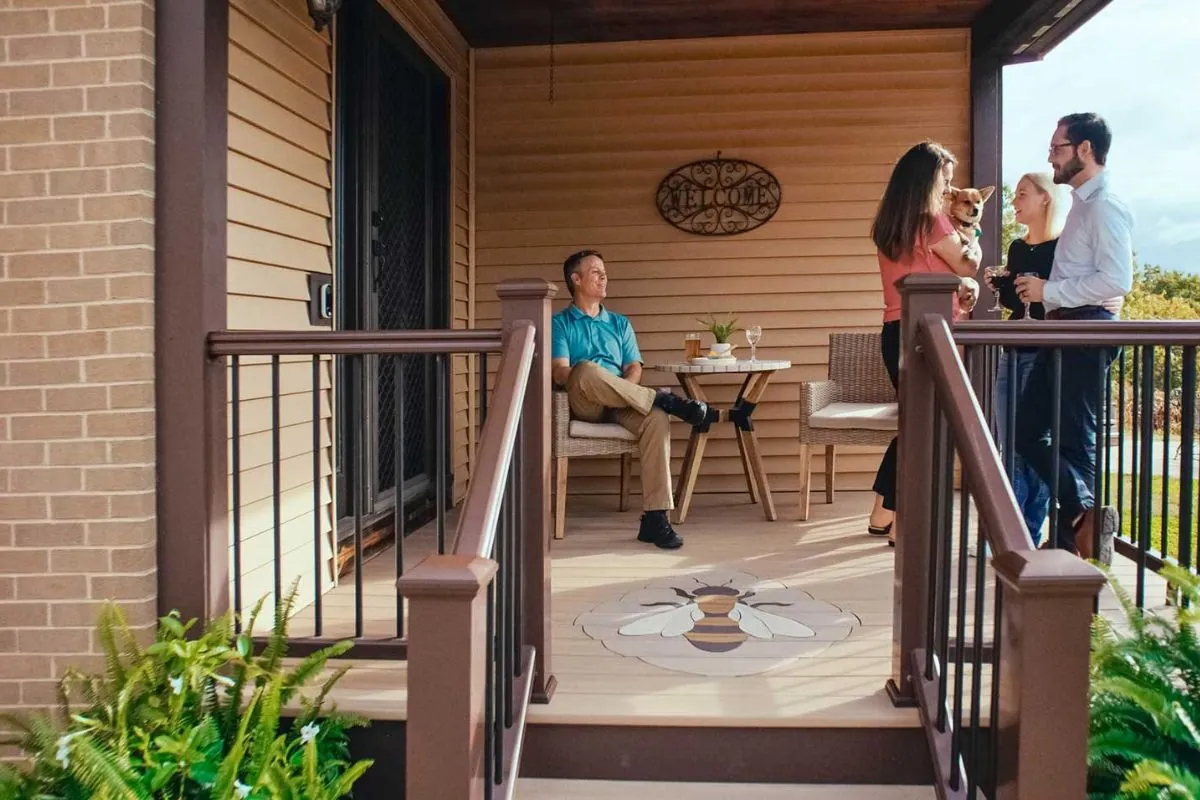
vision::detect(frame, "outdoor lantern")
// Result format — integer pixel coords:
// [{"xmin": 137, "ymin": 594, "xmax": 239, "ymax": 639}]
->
[{"xmin": 307, "ymin": 0, "xmax": 342, "ymax": 32}]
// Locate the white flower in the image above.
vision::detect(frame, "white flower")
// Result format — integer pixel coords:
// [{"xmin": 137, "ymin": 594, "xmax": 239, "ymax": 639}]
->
[
  {"xmin": 169, "ymin": 675, "xmax": 183, "ymax": 695},
  {"xmin": 55, "ymin": 734, "xmax": 73, "ymax": 769},
  {"xmin": 234, "ymin": 780, "xmax": 251, "ymax": 799},
  {"xmin": 299, "ymin": 721, "xmax": 319, "ymax": 745},
  {"xmin": 213, "ymin": 674, "xmax": 235, "ymax": 687}
]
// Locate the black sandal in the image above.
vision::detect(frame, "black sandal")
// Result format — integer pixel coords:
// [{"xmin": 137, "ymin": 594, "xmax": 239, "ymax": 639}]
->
[{"xmin": 867, "ymin": 522, "xmax": 893, "ymax": 538}]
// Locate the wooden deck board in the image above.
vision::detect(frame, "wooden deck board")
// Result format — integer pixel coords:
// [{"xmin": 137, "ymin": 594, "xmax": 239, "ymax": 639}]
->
[{"xmin": 295, "ymin": 492, "xmax": 1170, "ymax": 728}]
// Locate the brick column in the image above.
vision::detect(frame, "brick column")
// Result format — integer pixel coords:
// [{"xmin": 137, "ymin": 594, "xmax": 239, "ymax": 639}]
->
[{"xmin": 0, "ymin": 0, "xmax": 157, "ymax": 723}]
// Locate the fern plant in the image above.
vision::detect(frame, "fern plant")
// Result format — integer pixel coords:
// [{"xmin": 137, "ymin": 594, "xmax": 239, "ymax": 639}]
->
[
  {"xmin": 1088, "ymin": 566, "xmax": 1200, "ymax": 799},
  {"xmin": 0, "ymin": 581, "xmax": 372, "ymax": 800}
]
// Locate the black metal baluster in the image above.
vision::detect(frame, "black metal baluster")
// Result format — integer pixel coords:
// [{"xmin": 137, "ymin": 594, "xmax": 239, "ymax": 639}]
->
[
  {"xmin": 480, "ymin": 352, "xmax": 489, "ymax": 426},
  {"xmin": 514, "ymin": 420, "xmax": 525, "ymax": 674},
  {"xmin": 949, "ymin": 473, "xmax": 971, "ymax": 792},
  {"xmin": 436, "ymin": 353, "xmax": 447, "ymax": 555},
  {"xmin": 1117, "ymin": 350, "xmax": 1127, "ymax": 536},
  {"xmin": 231, "ymin": 357, "xmax": 243, "ymax": 628},
  {"xmin": 1132, "ymin": 349, "xmax": 1141, "ymax": 553},
  {"xmin": 1094, "ymin": 348, "xmax": 1107, "ymax": 566},
  {"xmin": 1181, "ymin": 348, "xmax": 1196, "ymax": 586},
  {"xmin": 1162, "ymin": 347, "xmax": 1172, "ymax": 559},
  {"xmin": 1049, "ymin": 349, "xmax": 1063, "ymax": 545},
  {"xmin": 504, "ymin": 459, "xmax": 516, "ymax": 728},
  {"xmin": 492, "ymin": 555, "xmax": 504, "ymax": 785},
  {"xmin": 312, "ymin": 355, "xmax": 323, "ymax": 637},
  {"xmin": 968, "ymin": 487, "xmax": 988, "ymax": 797},
  {"xmin": 936, "ymin": 435, "xmax": 955, "ymax": 734},
  {"xmin": 925, "ymin": 406, "xmax": 947, "ymax": 681},
  {"xmin": 483, "ymin": 580, "xmax": 495, "ymax": 797},
  {"xmin": 987, "ymin": 582, "xmax": 1003, "ymax": 800},
  {"xmin": 353, "ymin": 355, "xmax": 365, "ymax": 637},
  {"xmin": 1105, "ymin": 356, "xmax": 1114, "ymax": 507},
  {"xmin": 1138, "ymin": 345, "xmax": 1155, "ymax": 609},
  {"xmin": 271, "ymin": 356, "xmax": 283, "ymax": 608},
  {"xmin": 1005, "ymin": 350, "xmax": 1018, "ymax": 479},
  {"xmin": 395, "ymin": 354, "xmax": 406, "ymax": 639}
]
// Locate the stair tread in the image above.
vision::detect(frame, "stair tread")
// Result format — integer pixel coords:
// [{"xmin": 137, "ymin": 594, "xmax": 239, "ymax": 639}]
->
[{"xmin": 518, "ymin": 780, "xmax": 936, "ymax": 799}]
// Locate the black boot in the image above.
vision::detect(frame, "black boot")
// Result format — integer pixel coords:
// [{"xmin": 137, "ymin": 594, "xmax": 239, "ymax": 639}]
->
[
  {"xmin": 653, "ymin": 389, "xmax": 718, "ymax": 427},
  {"xmin": 637, "ymin": 510, "xmax": 684, "ymax": 549}
]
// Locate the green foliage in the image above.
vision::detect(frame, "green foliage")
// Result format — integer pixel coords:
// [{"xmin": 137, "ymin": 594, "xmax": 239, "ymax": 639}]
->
[
  {"xmin": 697, "ymin": 313, "xmax": 738, "ymax": 344},
  {"xmin": 1000, "ymin": 183, "xmax": 1024, "ymax": 264},
  {"xmin": 1088, "ymin": 567, "xmax": 1200, "ymax": 798},
  {"xmin": 0, "ymin": 583, "xmax": 372, "ymax": 800}
]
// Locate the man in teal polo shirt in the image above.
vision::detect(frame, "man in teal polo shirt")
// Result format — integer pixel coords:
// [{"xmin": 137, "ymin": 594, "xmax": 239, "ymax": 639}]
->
[{"xmin": 551, "ymin": 250, "xmax": 717, "ymax": 549}]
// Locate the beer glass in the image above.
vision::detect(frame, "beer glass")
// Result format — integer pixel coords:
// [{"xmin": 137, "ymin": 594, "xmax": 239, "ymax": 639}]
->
[{"xmin": 684, "ymin": 333, "xmax": 702, "ymax": 360}]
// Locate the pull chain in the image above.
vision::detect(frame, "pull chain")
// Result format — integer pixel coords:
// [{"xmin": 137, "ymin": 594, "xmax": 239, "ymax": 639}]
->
[{"xmin": 548, "ymin": 0, "xmax": 556, "ymax": 104}]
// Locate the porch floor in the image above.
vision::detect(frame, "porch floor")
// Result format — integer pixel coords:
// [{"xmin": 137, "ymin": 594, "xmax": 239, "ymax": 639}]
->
[{"xmin": 303, "ymin": 492, "xmax": 1165, "ymax": 729}]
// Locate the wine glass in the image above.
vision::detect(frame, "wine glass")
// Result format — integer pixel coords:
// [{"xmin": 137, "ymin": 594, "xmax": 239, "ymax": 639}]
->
[
  {"xmin": 745, "ymin": 325, "xmax": 762, "ymax": 362},
  {"xmin": 1016, "ymin": 272, "xmax": 1039, "ymax": 319},
  {"xmin": 983, "ymin": 266, "xmax": 1008, "ymax": 313}
]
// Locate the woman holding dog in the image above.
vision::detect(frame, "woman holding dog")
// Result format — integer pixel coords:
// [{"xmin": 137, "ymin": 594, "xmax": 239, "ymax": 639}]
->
[
  {"xmin": 867, "ymin": 141, "xmax": 982, "ymax": 546},
  {"xmin": 983, "ymin": 172, "xmax": 1066, "ymax": 545}
]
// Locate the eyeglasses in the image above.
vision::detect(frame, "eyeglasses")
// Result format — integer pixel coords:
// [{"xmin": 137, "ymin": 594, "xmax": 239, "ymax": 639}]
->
[{"xmin": 1048, "ymin": 141, "xmax": 1075, "ymax": 155}]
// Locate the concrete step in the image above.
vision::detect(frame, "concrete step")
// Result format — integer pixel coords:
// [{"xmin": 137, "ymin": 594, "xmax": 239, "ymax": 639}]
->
[{"xmin": 518, "ymin": 779, "xmax": 937, "ymax": 799}]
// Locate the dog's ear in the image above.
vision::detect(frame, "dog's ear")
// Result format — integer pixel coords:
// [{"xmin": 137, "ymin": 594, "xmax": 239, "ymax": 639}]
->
[{"xmin": 979, "ymin": 185, "xmax": 996, "ymax": 203}]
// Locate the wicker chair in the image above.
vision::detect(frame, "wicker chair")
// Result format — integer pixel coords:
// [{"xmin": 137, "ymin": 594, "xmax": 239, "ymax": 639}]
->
[
  {"xmin": 552, "ymin": 390, "xmax": 636, "ymax": 540},
  {"xmin": 797, "ymin": 332, "xmax": 898, "ymax": 520}
]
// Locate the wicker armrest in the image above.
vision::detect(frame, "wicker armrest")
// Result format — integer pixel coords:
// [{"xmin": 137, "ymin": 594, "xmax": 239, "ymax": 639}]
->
[
  {"xmin": 799, "ymin": 380, "xmax": 838, "ymax": 437},
  {"xmin": 552, "ymin": 390, "xmax": 571, "ymax": 453}
]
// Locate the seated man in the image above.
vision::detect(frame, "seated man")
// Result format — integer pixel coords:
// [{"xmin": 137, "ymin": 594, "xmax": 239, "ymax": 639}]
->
[{"xmin": 551, "ymin": 249, "xmax": 717, "ymax": 549}]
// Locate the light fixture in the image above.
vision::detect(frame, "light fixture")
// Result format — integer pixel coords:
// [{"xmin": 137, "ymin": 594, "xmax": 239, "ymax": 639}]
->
[{"xmin": 307, "ymin": 0, "xmax": 343, "ymax": 32}]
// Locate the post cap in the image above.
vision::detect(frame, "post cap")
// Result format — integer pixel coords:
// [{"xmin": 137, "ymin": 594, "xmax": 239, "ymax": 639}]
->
[
  {"xmin": 898, "ymin": 273, "xmax": 962, "ymax": 294},
  {"xmin": 396, "ymin": 554, "xmax": 498, "ymax": 598},
  {"xmin": 497, "ymin": 278, "xmax": 559, "ymax": 301}
]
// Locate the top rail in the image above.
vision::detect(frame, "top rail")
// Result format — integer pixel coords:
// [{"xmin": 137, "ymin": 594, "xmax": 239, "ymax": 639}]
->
[
  {"xmin": 954, "ymin": 319, "xmax": 1200, "ymax": 347},
  {"xmin": 920, "ymin": 315, "xmax": 1040, "ymax": 557},
  {"xmin": 452, "ymin": 321, "xmax": 536, "ymax": 559},
  {"xmin": 208, "ymin": 328, "xmax": 505, "ymax": 356}
]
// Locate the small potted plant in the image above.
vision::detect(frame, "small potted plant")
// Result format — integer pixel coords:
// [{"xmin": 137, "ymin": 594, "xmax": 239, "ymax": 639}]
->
[{"xmin": 698, "ymin": 313, "xmax": 739, "ymax": 360}]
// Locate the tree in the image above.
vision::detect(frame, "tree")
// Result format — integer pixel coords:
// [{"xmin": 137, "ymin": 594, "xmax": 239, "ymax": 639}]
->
[{"xmin": 999, "ymin": 183, "xmax": 1024, "ymax": 264}]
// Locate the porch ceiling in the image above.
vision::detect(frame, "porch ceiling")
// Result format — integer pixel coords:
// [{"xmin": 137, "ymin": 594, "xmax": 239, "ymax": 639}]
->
[
  {"xmin": 436, "ymin": 0, "xmax": 1113, "ymax": 63},
  {"xmin": 437, "ymin": 0, "xmax": 994, "ymax": 48}
]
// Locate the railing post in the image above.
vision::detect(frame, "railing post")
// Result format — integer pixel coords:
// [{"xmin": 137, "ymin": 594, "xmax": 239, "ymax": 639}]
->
[
  {"xmin": 397, "ymin": 555, "xmax": 498, "ymax": 800},
  {"xmin": 991, "ymin": 550, "xmax": 1104, "ymax": 799},
  {"xmin": 496, "ymin": 278, "xmax": 558, "ymax": 703},
  {"xmin": 887, "ymin": 273, "xmax": 961, "ymax": 706}
]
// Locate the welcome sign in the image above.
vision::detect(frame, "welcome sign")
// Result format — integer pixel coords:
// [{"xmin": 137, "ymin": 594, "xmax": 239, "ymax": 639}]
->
[{"xmin": 655, "ymin": 152, "xmax": 782, "ymax": 236}]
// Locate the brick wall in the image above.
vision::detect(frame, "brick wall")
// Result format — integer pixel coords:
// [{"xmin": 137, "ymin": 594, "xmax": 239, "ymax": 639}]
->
[{"xmin": 0, "ymin": 0, "xmax": 156, "ymax": 719}]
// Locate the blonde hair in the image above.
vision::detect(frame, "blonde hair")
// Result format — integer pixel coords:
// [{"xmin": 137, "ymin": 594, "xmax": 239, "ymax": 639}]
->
[{"xmin": 1018, "ymin": 172, "xmax": 1067, "ymax": 242}]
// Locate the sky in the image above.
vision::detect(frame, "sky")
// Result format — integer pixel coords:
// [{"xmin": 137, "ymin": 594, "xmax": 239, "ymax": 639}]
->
[{"xmin": 1002, "ymin": 0, "xmax": 1200, "ymax": 273}]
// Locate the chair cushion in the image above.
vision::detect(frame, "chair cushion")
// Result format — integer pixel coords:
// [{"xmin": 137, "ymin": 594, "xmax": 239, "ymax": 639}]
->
[
  {"xmin": 809, "ymin": 402, "xmax": 898, "ymax": 431},
  {"xmin": 568, "ymin": 420, "xmax": 638, "ymax": 441}
]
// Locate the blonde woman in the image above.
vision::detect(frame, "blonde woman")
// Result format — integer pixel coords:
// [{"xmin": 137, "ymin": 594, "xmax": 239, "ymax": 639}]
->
[{"xmin": 985, "ymin": 172, "xmax": 1067, "ymax": 544}]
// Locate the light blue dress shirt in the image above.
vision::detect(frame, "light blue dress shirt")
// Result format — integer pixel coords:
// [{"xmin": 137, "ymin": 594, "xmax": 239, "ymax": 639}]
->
[
  {"xmin": 551, "ymin": 304, "xmax": 642, "ymax": 377},
  {"xmin": 1043, "ymin": 170, "xmax": 1134, "ymax": 311}
]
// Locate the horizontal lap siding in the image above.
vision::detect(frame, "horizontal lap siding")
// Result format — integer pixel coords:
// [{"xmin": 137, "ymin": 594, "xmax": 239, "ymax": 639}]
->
[
  {"xmin": 377, "ymin": 0, "xmax": 474, "ymax": 502},
  {"xmin": 226, "ymin": 0, "xmax": 335, "ymax": 620},
  {"xmin": 474, "ymin": 30, "xmax": 969, "ymax": 497}
]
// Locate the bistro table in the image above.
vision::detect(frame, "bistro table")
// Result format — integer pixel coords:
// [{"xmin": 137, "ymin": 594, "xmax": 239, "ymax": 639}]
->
[{"xmin": 651, "ymin": 358, "xmax": 791, "ymax": 524}]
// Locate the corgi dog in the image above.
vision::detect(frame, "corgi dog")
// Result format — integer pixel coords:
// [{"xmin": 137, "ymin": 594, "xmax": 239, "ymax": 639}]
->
[{"xmin": 944, "ymin": 185, "xmax": 995, "ymax": 246}]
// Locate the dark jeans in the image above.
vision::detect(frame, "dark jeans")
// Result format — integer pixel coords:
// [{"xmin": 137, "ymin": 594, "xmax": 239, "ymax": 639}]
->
[
  {"xmin": 1014, "ymin": 306, "xmax": 1117, "ymax": 549},
  {"xmin": 872, "ymin": 320, "xmax": 902, "ymax": 510}
]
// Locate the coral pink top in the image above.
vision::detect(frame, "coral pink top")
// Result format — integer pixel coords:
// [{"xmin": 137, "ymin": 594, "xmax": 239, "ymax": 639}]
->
[{"xmin": 878, "ymin": 213, "xmax": 960, "ymax": 323}]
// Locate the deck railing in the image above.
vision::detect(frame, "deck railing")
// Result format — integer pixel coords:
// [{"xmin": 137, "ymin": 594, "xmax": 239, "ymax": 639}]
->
[
  {"xmin": 890, "ymin": 275, "xmax": 1106, "ymax": 799},
  {"xmin": 192, "ymin": 278, "xmax": 557, "ymax": 798},
  {"xmin": 398, "ymin": 278, "xmax": 557, "ymax": 799},
  {"xmin": 205, "ymin": 328, "xmax": 501, "ymax": 658}
]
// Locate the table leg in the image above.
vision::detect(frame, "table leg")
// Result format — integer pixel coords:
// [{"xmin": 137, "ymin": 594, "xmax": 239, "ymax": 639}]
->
[
  {"xmin": 734, "ymin": 375, "xmax": 760, "ymax": 503},
  {"xmin": 734, "ymin": 372, "xmax": 777, "ymax": 521},
  {"xmin": 672, "ymin": 374, "xmax": 710, "ymax": 524}
]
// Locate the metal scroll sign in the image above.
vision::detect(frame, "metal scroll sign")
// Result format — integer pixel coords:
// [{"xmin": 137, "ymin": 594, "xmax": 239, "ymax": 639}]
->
[{"xmin": 655, "ymin": 152, "xmax": 782, "ymax": 236}]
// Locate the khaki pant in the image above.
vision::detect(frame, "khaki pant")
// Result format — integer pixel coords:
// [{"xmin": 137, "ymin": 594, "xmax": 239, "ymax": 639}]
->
[{"xmin": 566, "ymin": 362, "xmax": 673, "ymax": 511}]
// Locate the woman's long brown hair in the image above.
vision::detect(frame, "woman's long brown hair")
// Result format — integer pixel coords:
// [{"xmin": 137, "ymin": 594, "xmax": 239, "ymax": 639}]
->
[{"xmin": 870, "ymin": 141, "xmax": 957, "ymax": 262}]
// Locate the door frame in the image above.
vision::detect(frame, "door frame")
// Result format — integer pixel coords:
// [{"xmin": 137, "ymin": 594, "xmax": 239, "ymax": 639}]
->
[{"xmin": 333, "ymin": 0, "xmax": 453, "ymax": 536}]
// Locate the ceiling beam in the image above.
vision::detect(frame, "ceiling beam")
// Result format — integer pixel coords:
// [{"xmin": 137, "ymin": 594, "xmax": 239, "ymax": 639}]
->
[{"xmin": 973, "ymin": 0, "xmax": 1114, "ymax": 63}]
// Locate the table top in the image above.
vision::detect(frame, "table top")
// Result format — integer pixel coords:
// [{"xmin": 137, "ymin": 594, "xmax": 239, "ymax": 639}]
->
[{"xmin": 651, "ymin": 359, "xmax": 791, "ymax": 375}]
